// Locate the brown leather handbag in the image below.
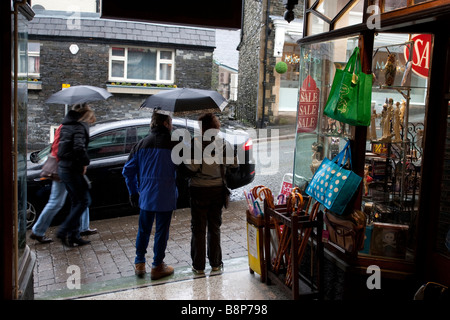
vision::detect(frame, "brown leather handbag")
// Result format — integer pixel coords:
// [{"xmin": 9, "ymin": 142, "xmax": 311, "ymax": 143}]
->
[{"xmin": 324, "ymin": 210, "xmax": 366, "ymax": 254}]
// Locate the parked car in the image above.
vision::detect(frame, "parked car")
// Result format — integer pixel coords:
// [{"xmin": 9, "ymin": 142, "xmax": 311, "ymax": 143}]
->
[{"xmin": 26, "ymin": 117, "xmax": 255, "ymax": 228}]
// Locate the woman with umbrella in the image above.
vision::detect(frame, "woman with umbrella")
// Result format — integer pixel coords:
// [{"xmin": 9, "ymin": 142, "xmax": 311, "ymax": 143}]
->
[
  {"xmin": 56, "ymin": 104, "xmax": 96, "ymax": 247},
  {"xmin": 30, "ymin": 104, "xmax": 97, "ymax": 244},
  {"xmin": 185, "ymin": 113, "xmax": 237, "ymax": 274}
]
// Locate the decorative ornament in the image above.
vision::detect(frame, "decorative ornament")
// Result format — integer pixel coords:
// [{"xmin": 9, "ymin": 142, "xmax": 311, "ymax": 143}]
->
[
  {"xmin": 384, "ymin": 53, "xmax": 397, "ymax": 86},
  {"xmin": 275, "ymin": 61, "xmax": 288, "ymax": 74}
]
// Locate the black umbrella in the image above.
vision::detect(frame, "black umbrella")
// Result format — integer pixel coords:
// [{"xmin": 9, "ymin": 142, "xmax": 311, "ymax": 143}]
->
[
  {"xmin": 46, "ymin": 85, "xmax": 112, "ymax": 105},
  {"xmin": 140, "ymin": 88, "xmax": 228, "ymax": 114}
]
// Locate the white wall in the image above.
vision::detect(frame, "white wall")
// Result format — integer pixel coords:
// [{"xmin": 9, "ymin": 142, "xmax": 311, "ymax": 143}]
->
[{"xmin": 32, "ymin": 0, "xmax": 97, "ymax": 12}]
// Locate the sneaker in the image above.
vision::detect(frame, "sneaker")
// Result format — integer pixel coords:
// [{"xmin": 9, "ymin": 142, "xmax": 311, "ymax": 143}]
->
[
  {"xmin": 135, "ymin": 262, "xmax": 146, "ymax": 277},
  {"xmin": 192, "ymin": 267, "xmax": 205, "ymax": 275},
  {"xmin": 151, "ymin": 262, "xmax": 174, "ymax": 280},
  {"xmin": 211, "ymin": 264, "xmax": 223, "ymax": 272}
]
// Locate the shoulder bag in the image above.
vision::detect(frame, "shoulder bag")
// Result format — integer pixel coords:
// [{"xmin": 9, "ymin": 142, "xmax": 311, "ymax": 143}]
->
[
  {"xmin": 40, "ymin": 155, "xmax": 59, "ymax": 181},
  {"xmin": 323, "ymin": 46, "xmax": 372, "ymax": 126},
  {"xmin": 305, "ymin": 140, "xmax": 362, "ymax": 215}
]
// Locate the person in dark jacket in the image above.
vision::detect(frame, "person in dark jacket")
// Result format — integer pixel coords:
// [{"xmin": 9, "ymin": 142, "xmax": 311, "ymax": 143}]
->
[
  {"xmin": 185, "ymin": 113, "xmax": 237, "ymax": 274},
  {"xmin": 56, "ymin": 105, "xmax": 96, "ymax": 247},
  {"xmin": 122, "ymin": 112, "xmax": 178, "ymax": 279}
]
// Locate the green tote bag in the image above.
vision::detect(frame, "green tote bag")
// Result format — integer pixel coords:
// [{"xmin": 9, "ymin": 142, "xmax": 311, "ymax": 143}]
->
[{"xmin": 323, "ymin": 47, "xmax": 372, "ymax": 127}]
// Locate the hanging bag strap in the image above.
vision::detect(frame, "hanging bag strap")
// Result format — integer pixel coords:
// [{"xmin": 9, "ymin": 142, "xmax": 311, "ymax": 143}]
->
[
  {"xmin": 343, "ymin": 47, "xmax": 361, "ymax": 85},
  {"xmin": 331, "ymin": 140, "xmax": 353, "ymax": 169}
]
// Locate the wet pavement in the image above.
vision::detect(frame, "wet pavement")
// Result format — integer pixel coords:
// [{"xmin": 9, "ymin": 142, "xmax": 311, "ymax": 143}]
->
[
  {"xmin": 28, "ymin": 200, "xmax": 291, "ymax": 300},
  {"xmin": 28, "ymin": 125, "xmax": 297, "ymax": 301}
]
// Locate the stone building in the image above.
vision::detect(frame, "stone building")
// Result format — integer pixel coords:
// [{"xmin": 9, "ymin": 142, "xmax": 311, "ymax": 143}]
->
[
  {"xmin": 26, "ymin": 9, "xmax": 216, "ymax": 150},
  {"xmin": 236, "ymin": 0, "xmax": 304, "ymax": 127}
]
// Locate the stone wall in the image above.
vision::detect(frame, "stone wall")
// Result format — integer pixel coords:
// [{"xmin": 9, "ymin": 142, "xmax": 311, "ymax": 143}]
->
[
  {"xmin": 27, "ymin": 39, "xmax": 213, "ymax": 150},
  {"xmin": 236, "ymin": 0, "xmax": 304, "ymax": 127}
]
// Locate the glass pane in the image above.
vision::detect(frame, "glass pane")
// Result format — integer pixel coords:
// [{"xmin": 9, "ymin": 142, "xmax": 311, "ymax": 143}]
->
[
  {"xmin": 384, "ymin": 0, "xmax": 407, "ymax": 11},
  {"xmin": 137, "ymin": 125, "xmax": 150, "ymax": 141},
  {"xmin": 159, "ymin": 63, "xmax": 172, "ymax": 81},
  {"xmin": 28, "ymin": 42, "xmax": 40, "ymax": 53},
  {"xmin": 315, "ymin": 0, "xmax": 351, "ymax": 20},
  {"xmin": 306, "ymin": 12, "xmax": 330, "ymax": 36},
  {"xmin": 111, "ymin": 60, "xmax": 124, "ymax": 78},
  {"xmin": 112, "ymin": 47, "xmax": 125, "ymax": 57},
  {"xmin": 160, "ymin": 50, "xmax": 172, "ymax": 60},
  {"xmin": 294, "ymin": 37, "xmax": 357, "ymax": 188},
  {"xmin": 88, "ymin": 129, "xmax": 127, "ymax": 159},
  {"xmin": 333, "ymin": 0, "xmax": 364, "ymax": 30},
  {"xmin": 279, "ymin": 44, "xmax": 301, "ymax": 112},
  {"xmin": 125, "ymin": 127, "xmax": 137, "ymax": 153},
  {"xmin": 28, "ymin": 56, "xmax": 40, "ymax": 74},
  {"xmin": 127, "ymin": 48, "xmax": 156, "ymax": 80}
]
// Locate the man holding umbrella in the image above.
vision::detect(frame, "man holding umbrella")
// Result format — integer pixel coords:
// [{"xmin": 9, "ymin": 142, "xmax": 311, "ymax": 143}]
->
[{"xmin": 122, "ymin": 111, "xmax": 178, "ymax": 279}]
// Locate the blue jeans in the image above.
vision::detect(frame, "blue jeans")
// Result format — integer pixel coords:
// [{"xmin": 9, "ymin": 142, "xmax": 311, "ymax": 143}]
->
[
  {"xmin": 32, "ymin": 180, "xmax": 91, "ymax": 236},
  {"xmin": 58, "ymin": 168, "xmax": 91, "ymax": 239},
  {"xmin": 135, "ymin": 209, "xmax": 172, "ymax": 267}
]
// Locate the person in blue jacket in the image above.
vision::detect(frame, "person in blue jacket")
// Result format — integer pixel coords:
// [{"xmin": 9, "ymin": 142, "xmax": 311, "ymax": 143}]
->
[{"xmin": 122, "ymin": 112, "xmax": 178, "ymax": 280}]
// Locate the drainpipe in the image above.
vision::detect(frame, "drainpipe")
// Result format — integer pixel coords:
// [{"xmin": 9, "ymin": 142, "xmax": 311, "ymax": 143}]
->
[{"xmin": 260, "ymin": 0, "xmax": 271, "ymax": 128}]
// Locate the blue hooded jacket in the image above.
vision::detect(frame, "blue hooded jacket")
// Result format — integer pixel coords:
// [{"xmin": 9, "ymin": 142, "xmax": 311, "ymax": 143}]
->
[{"xmin": 122, "ymin": 125, "xmax": 178, "ymax": 212}]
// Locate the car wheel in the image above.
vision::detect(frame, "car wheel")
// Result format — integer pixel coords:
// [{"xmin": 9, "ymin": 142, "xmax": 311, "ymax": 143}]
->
[{"xmin": 27, "ymin": 201, "xmax": 37, "ymax": 229}]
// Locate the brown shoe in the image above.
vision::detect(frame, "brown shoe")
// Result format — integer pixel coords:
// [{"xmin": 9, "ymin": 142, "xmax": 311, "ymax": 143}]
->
[
  {"xmin": 135, "ymin": 262, "xmax": 146, "ymax": 277},
  {"xmin": 151, "ymin": 262, "xmax": 174, "ymax": 280}
]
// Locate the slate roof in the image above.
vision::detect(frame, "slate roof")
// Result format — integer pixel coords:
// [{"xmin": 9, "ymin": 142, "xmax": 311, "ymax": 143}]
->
[{"xmin": 28, "ymin": 10, "xmax": 216, "ymax": 48}]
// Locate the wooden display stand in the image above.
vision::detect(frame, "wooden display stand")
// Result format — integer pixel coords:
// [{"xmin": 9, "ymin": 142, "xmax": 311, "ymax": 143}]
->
[
  {"xmin": 263, "ymin": 201, "xmax": 324, "ymax": 300},
  {"xmin": 246, "ymin": 210, "xmax": 266, "ymax": 282}
]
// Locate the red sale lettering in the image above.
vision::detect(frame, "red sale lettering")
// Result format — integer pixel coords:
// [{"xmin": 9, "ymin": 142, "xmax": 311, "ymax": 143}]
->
[
  {"xmin": 404, "ymin": 34, "xmax": 431, "ymax": 79},
  {"xmin": 297, "ymin": 75, "xmax": 320, "ymax": 133}
]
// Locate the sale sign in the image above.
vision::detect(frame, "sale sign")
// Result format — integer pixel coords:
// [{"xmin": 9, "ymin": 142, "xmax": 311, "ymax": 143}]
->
[
  {"xmin": 404, "ymin": 34, "xmax": 432, "ymax": 79},
  {"xmin": 297, "ymin": 75, "xmax": 320, "ymax": 133}
]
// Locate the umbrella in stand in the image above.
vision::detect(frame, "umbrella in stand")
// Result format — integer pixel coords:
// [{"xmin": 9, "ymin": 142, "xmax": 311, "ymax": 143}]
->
[
  {"xmin": 45, "ymin": 85, "xmax": 112, "ymax": 105},
  {"xmin": 139, "ymin": 88, "xmax": 228, "ymax": 115}
]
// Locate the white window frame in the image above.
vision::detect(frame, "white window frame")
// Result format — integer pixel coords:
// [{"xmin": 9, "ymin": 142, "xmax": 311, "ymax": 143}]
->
[{"xmin": 108, "ymin": 46, "xmax": 175, "ymax": 84}]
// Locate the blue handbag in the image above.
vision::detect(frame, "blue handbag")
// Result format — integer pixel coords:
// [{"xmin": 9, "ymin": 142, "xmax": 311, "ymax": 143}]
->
[{"xmin": 306, "ymin": 141, "xmax": 362, "ymax": 215}]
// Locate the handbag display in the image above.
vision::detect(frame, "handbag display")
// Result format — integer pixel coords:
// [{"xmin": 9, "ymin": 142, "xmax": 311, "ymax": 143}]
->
[
  {"xmin": 39, "ymin": 155, "xmax": 59, "ymax": 181},
  {"xmin": 323, "ymin": 46, "xmax": 372, "ymax": 127},
  {"xmin": 305, "ymin": 141, "xmax": 362, "ymax": 215},
  {"xmin": 324, "ymin": 210, "xmax": 366, "ymax": 254}
]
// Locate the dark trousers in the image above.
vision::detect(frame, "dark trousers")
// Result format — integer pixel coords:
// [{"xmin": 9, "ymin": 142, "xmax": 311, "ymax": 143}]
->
[
  {"xmin": 58, "ymin": 168, "xmax": 91, "ymax": 239},
  {"xmin": 190, "ymin": 186, "xmax": 224, "ymax": 270},
  {"xmin": 135, "ymin": 209, "xmax": 172, "ymax": 267}
]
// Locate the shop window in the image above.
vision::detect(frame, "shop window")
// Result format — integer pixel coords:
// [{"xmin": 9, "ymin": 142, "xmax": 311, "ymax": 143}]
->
[
  {"xmin": 294, "ymin": 33, "xmax": 430, "ymax": 262},
  {"xmin": 108, "ymin": 46, "xmax": 174, "ymax": 84}
]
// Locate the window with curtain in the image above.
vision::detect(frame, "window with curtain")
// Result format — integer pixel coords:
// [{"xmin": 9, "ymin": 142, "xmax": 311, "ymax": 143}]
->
[{"xmin": 109, "ymin": 46, "xmax": 174, "ymax": 84}]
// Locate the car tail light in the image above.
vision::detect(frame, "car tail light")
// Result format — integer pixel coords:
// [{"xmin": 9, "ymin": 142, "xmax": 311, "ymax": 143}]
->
[{"xmin": 243, "ymin": 138, "xmax": 253, "ymax": 151}]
